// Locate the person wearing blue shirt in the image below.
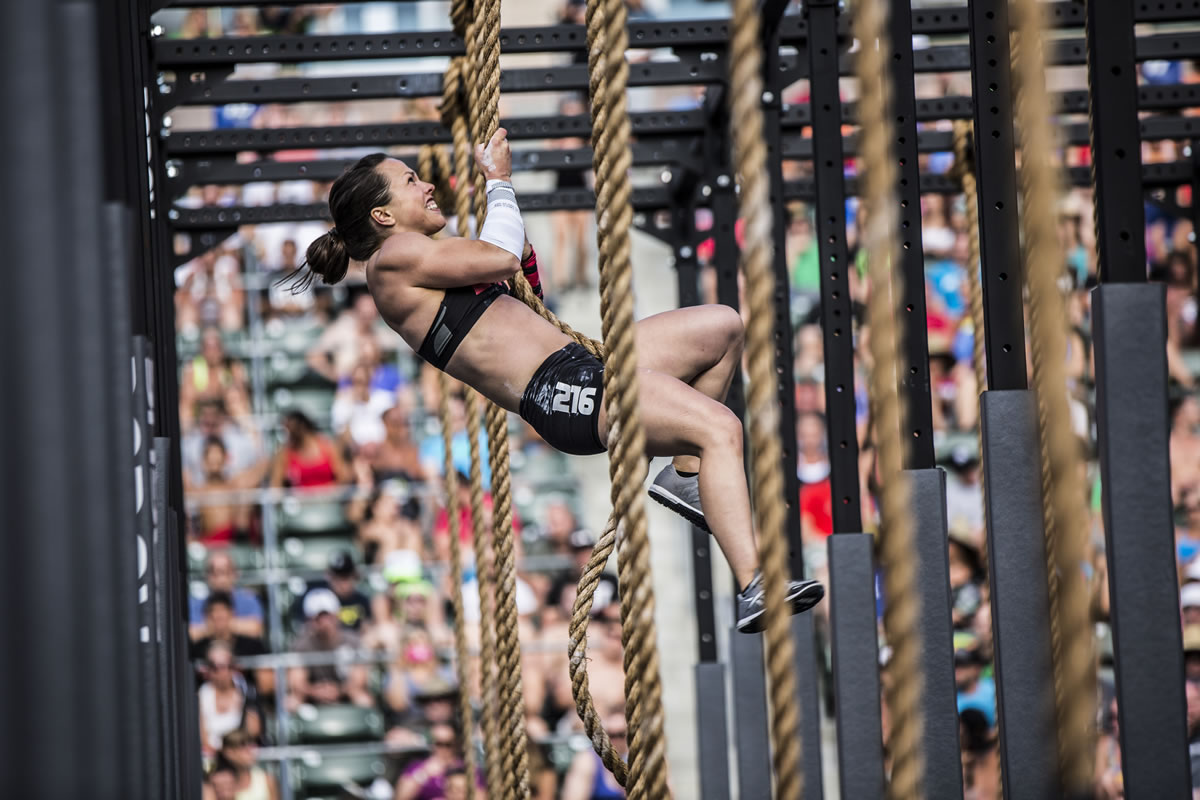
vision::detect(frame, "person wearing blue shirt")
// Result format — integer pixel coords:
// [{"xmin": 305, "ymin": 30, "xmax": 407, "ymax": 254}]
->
[
  {"xmin": 188, "ymin": 550, "xmax": 264, "ymax": 640},
  {"xmin": 955, "ymin": 633, "xmax": 997, "ymax": 727}
]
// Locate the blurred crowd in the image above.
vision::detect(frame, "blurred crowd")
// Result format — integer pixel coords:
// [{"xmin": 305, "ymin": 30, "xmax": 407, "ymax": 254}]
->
[{"xmin": 160, "ymin": 3, "xmax": 1200, "ymax": 800}]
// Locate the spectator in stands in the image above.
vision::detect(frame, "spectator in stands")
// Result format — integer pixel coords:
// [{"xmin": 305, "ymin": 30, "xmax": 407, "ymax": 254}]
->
[
  {"xmin": 944, "ymin": 444, "xmax": 985, "ymax": 542},
  {"xmin": 306, "ymin": 291, "xmax": 393, "ymax": 382},
  {"xmin": 263, "ymin": 238, "xmax": 320, "ymax": 318},
  {"xmin": 1184, "ymin": 584, "xmax": 1200, "ymax": 628},
  {"xmin": 189, "ymin": 551, "xmax": 265, "ymax": 640},
  {"xmin": 339, "ymin": 337, "xmax": 402, "ymax": 395},
  {"xmin": 287, "ymin": 588, "xmax": 373, "ymax": 709},
  {"xmin": 331, "ymin": 360, "xmax": 396, "ymax": 450},
  {"xmin": 185, "ymin": 437, "xmax": 269, "ymax": 544},
  {"xmin": 176, "ymin": 249, "xmax": 245, "ymax": 335},
  {"xmin": 394, "ymin": 723, "xmax": 484, "ymax": 800},
  {"xmin": 183, "ymin": 398, "xmax": 263, "ymax": 483},
  {"xmin": 367, "ymin": 404, "xmax": 429, "ymax": 484},
  {"xmin": 268, "ymin": 409, "xmax": 351, "ymax": 489},
  {"xmin": 954, "ymin": 633, "xmax": 995, "ymax": 727},
  {"xmin": 292, "ymin": 549, "xmax": 373, "ymax": 631},
  {"xmin": 546, "ymin": 601, "xmax": 625, "ymax": 733},
  {"xmin": 179, "ymin": 328, "xmax": 249, "ymax": 429},
  {"xmin": 218, "ymin": 729, "xmax": 279, "ymax": 800},
  {"xmin": 1095, "ymin": 694, "xmax": 1124, "ymax": 799},
  {"xmin": 539, "ymin": 500, "xmax": 580, "ymax": 557},
  {"xmin": 959, "ymin": 708, "xmax": 999, "ymax": 800},
  {"xmin": 1186, "ymin": 627, "xmax": 1200, "ymax": 683},
  {"xmin": 562, "ymin": 705, "xmax": 627, "ymax": 800},
  {"xmin": 420, "ymin": 394, "xmax": 491, "ymax": 485},
  {"xmin": 198, "ymin": 641, "xmax": 261, "ymax": 758},
  {"xmin": 949, "ymin": 524, "xmax": 985, "ymax": 630},
  {"xmin": 190, "ymin": 592, "xmax": 272, "ymax": 694},
  {"xmin": 796, "ymin": 411, "xmax": 833, "ymax": 543},
  {"xmin": 1172, "ymin": 393, "xmax": 1200, "ymax": 506},
  {"xmin": 202, "ymin": 763, "xmax": 239, "ymax": 800},
  {"xmin": 383, "ymin": 628, "xmax": 456, "ymax": 718},
  {"xmin": 351, "ymin": 480, "xmax": 424, "ymax": 565}
]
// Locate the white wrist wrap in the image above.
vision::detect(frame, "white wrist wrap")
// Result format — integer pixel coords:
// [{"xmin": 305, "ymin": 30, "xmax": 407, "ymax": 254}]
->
[{"xmin": 478, "ymin": 179, "xmax": 525, "ymax": 259}]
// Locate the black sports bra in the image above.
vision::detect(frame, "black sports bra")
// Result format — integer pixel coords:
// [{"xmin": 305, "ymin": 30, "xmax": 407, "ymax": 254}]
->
[{"xmin": 417, "ymin": 282, "xmax": 508, "ymax": 369}]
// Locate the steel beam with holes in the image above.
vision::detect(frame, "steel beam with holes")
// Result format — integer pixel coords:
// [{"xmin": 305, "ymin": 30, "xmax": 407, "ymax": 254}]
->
[
  {"xmin": 807, "ymin": 3, "xmax": 884, "ymax": 799},
  {"xmin": 887, "ymin": 3, "xmax": 962, "ymax": 794},
  {"xmin": 968, "ymin": 2, "xmax": 1057, "ymax": 798},
  {"xmin": 1087, "ymin": 2, "xmax": 1191, "ymax": 797}
]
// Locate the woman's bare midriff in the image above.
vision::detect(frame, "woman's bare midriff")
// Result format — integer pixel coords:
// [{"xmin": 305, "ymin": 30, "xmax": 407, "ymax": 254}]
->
[{"xmin": 367, "ymin": 264, "xmax": 572, "ymax": 411}]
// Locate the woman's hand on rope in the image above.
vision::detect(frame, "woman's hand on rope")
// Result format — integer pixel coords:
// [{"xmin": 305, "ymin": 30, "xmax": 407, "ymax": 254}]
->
[{"xmin": 474, "ymin": 127, "xmax": 513, "ymax": 181}]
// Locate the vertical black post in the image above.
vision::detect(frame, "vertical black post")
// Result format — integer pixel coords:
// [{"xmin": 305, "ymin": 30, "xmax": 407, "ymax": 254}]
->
[
  {"xmin": 967, "ymin": 3, "xmax": 1057, "ymax": 797},
  {"xmin": 761, "ymin": 14, "xmax": 824, "ymax": 796},
  {"xmin": 885, "ymin": 4, "xmax": 962, "ymax": 792},
  {"xmin": 980, "ymin": 392, "xmax": 1058, "ymax": 800},
  {"xmin": 886, "ymin": 0, "xmax": 935, "ymax": 464},
  {"xmin": 967, "ymin": 0, "xmax": 1028, "ymax": 391},
  {"xmin": 806, "ymin": 2, "xmax": 885, "ymax": 797},
  {"xmin": 0, "ymin": 3, "xmax": 135, "ymax": 795},
  {"xmin": 676, "ymin": 208, "xmax": 732, "ymax": 800},
  {"xmin": 1087, "ymin": 2, "xmax": 1191, "ymax": 795}
]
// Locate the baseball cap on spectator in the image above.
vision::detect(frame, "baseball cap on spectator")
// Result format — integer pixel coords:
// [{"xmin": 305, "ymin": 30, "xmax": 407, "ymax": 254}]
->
[
  {"xmin": 303, "ymin": 588, "xmax": 341, "ymax": 620},
  {"xmin": 568, "ymin": 528, "xmax": 597, "ymax": 550},
  {"xmin": 328, "ymin": 549, "xmax": 357, "ymax": 577},
  {"xmin": 1182, "ymin": 583, "xmax": 1200, "ymax": 611}
]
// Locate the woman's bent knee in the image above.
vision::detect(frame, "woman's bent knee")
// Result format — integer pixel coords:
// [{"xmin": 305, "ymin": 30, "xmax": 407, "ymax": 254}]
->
[{"xmin": 701, "ymin": 406, "xmax": 744, "ymax": 454}]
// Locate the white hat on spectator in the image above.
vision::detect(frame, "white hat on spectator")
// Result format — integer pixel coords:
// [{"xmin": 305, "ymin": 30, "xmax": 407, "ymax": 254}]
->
[
  {"xmin": 303, "ymin": 588, "xmax": 341, "ymax": 620},
  {"xmin": 1185, "ymin": 559, "xmax": 1200, "ymax": 584},
  {"xmin": 1182, "ymin": 582, "xmax": 1200, "ymax": 610}
]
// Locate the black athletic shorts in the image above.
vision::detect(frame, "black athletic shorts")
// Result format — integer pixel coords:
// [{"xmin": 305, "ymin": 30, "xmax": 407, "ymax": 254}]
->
[{"xmin": 519, "ymin": 343, "xmax": 606, "ymax": 456}]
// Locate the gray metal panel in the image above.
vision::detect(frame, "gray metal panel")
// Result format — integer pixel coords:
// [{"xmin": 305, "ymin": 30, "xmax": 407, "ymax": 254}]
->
[
  {"xmin": 979, "ymin": 391, "xmax": 1058, "ymax": 800},
  {"xmin": 791, "ymin": 613, "xmax": 824, "ymax": 800},
  {"xmin": 1092, "ymin": 284, "xmax": 1191, "ymax": 796},
  {"xmin": 827, "ymin": 534, "xmax": 885, "ymax": 800},
  {"xmin": 730, "ymin": 628, "xmax": 771, "ymax": 800},
  {"xmin": 695, "ymin": 662, "xmax": 731, "ymax": 800},
  {"xmin": 153, "ymin": 438, "xmax": 180, "ymax": 798},
  {"xmin": 907, "ymin": 469, "xmax": 964, "ymax": 798}
]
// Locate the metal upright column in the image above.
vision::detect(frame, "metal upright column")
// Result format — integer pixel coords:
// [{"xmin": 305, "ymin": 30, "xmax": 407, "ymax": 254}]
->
[
  {"xmin": 1086, "ymin": 1, "xmax": 1191, "ymax": 796},
  {"xmin": 806, "ymin": 2, "xmax": 885, "ymax": 798},
  {"xmin": 761, "ymin": 8, "xmax": 825, "ymax": 795},
  {"xmin": 675, "ymin": 187, "xmax": 732, "ymax": 800},
  {"xmin": 885, "ymin": 1, "xmax": 961, "ymax": 794},
  {"xmin": 968, "ymin": 2, "xmax": 1058, "ymax": 797}
]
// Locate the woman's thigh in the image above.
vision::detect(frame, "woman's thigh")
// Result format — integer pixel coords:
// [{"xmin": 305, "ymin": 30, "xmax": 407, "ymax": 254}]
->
[
  {"xmin": 596, "ymin": 367, "xmax": 734, "ymax": 458},
  {"xmin": 633, "ymin": 304, "xmax": 742, "ymax": 383}
]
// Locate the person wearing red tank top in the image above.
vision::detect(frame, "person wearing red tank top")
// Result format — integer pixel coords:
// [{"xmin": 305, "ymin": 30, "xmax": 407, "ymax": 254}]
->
[{"xmin": 269, "ymin": 410, "xmax": 352, "ymax": 489}]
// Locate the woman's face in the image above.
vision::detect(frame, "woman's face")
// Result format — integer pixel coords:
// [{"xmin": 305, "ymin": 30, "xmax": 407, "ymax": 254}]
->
[{"xmin": 375, "ymin": 159, "xmax": 446, "ymax": 235}]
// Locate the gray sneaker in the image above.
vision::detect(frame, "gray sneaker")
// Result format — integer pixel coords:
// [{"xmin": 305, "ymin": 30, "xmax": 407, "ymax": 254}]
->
[
  {"xmin": 736, "ymin": 572, "xmax": 825, "ymax": 634},
  {"xmin": 648, "ymin": 464, "xmax": 709, "ymax": 533}
]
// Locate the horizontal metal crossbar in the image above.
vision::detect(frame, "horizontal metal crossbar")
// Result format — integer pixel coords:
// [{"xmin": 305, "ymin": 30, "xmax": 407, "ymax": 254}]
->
[
  {"xmin": 153, "ymin": 2, "xmax": 1200, "ymax": 68},
  {"xmin": 169, "ymin": 160, "xmax": 1192, "ymax": 229},
  {"xmin": 154, "ymin": 15, "xmax": 811, "ymax": 66},
  {"xmin": 159, "ymin": 32, "xmax": 1200, "ymax": 109}
]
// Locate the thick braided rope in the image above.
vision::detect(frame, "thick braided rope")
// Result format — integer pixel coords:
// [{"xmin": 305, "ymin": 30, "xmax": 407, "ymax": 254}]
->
[
  {"xmin": 852, "ymin": 1, "xmax": 924, "ymax": 797},
  {"xmin": 588, "ymin": 0, "xmax": 670, "ymax": 797},
  {"xmin": 439, "ymin": 52, "xmax": 506, "ymax": 792},
  {"xmin": 727, "ymin": 0, "xmax": 803, "ymax": 798},
  {"xmin": 566, "ymin": 516, "xmax": 631, "ymax": 784},
  {"xmin": 436, "ymin": 372, "xmax": 480, "ymax": 800},
  {"xmin": 466, "ymin": 2, "xmax": 531, "ymax": 795},
  {"xmin": 952, "ymin": 122, "xmax": 991, "ymax": 570},
  {"xmin": 1010, "ymin": 1, "xmax": 1096, "ymax": 792}
]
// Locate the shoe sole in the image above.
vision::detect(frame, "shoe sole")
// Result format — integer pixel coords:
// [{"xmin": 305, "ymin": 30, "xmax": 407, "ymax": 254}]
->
[
  {"xmin": 737, "ymin": 582, "xmax": 826, "ymax": 634},
  {"xmin": 648, "ymin": 483, "xmax": 711, "ymax": 533}
]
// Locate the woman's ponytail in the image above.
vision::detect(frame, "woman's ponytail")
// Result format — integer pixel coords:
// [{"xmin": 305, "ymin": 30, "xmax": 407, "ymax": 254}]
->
[{"xmin": 305, "ymin": 228, "xmax": 351, "ymax": 285}]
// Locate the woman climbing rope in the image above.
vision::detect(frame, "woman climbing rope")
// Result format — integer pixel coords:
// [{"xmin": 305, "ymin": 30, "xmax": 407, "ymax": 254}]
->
[{"xmin": 297, "ymin": 127, "xmax": 824, "ymax": 632}]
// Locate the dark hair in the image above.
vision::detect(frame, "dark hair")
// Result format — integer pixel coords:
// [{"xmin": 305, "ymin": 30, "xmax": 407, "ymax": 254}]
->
[
  {"xmin": 204, "ymin": 590, "xmax": 234, "ymax": 615},
  {"xmin": 203, "ymin": 435, "xmax": 227, "ymax": 456},
  {"xmin": 282, "ymin": 409, "xmax": 318, "ymax": 436},
  {"xmin": 300, "ymin": 153, "xmax": 393, "ymax": 288}
]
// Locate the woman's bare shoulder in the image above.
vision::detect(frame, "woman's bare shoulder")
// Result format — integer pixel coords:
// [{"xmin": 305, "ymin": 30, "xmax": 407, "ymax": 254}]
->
[{"xmin": 375, "ymin": 232, "xmax": 432, "ymax": 270}]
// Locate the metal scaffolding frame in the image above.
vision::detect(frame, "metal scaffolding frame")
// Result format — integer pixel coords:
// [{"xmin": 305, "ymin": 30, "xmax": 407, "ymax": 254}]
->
[{"xmin": 2, "ymin": 0, "xmax": 1198, "ymax": 798}]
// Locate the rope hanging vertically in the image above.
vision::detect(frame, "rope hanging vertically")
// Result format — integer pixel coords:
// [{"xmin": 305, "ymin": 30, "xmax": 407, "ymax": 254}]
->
[
  {"xmin": 725, "ymin": 0, "xmax": 803, "ymax": 798},
  {"xmin": 438, "ymin": 45, "xmax": 504, "ymax": 792},
  {"xmin": 584, "ymin": 0, "xmax": 671, "ymax": 795},
  {"xmin": 435, "ymin": 370, "xmax": 480, "ymax": 800},
  {"xmin": 1010, "ymin": 0, "xmax": 1096, "ymax": 791},
  {"xmin": 460, "ymin": 0, "xmax": 531, "ymax": 793},
  {"xmin": 851, "ymin": 1, "xmax": 925, "ymax": 797}
]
